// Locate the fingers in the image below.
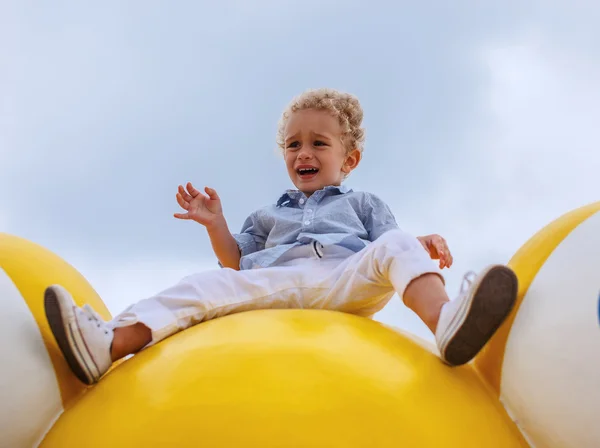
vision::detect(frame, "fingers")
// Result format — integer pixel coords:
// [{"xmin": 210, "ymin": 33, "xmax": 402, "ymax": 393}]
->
[
  {"xmin": 433, "ymin": 235, "xmax": 453, "ymax": 269},
  {"xmin": 186, "ymin": 182, "xmax": 202, "ymax": 198},
  {"xmin": 176, "ymin": 192, "xmax": 190, "ymax": 210},
  {"xmin": 420, "ymin": 234, "xmax": 453, "ymax": 269},
  {"xmin": 176, "ymin": 182, "xmax": 211, "ymax": 209},
  {"xmin": 178, "ymin": 184, "xmax": 193, "ymax": 202},
  {"xmin": 173, "ymin": 212, "xmax": 190, "ymax": 220},
  {"xmin": 175, "ymin": 183, "xmax": 218, "ymax": 222},
  {"xmin": 204, "ymin": 186, "xmax": 220, "ymax": 201},
  {"xmin": 179, "ymin": 183, "xmax": 219, "ymax": 202},
  {"xmin": 174, "ymin": 195, "xmax": 191, "ymax": 219}
]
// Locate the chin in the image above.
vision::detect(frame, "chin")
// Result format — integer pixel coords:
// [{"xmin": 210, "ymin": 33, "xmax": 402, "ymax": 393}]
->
[
  {"xmin": 295, "ymin": 179, "xmax": 339, "ymax": 194},
  {"xmin": 296, "ymin": 182, "xmax": 321, "ymax": 194}
]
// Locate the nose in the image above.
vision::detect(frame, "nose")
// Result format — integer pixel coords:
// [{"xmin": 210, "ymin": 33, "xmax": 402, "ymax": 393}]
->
[{"xmin": 297, "ymin": 147, "xmax": 313, "ymax": 160}]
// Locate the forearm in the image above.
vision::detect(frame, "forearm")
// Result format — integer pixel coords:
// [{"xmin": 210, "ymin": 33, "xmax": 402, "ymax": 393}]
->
[{"xmin": 206, "ymin": 217, "xmax": 241, "ymax": 270}]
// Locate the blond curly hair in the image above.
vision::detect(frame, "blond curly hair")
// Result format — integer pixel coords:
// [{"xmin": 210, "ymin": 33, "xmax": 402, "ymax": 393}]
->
[{"xmin": 276, "ymin": 88, "xmax": 366, "ymax": 154}]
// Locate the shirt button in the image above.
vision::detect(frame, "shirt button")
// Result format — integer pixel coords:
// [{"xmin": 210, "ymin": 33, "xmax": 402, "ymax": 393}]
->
[
  {"xmin": 304, "ymin": 220, "xmax": 310, "ymax": 225},
  {"xmin": 299, "ymin": 199, "xmax": 305, "ymax": 204}
]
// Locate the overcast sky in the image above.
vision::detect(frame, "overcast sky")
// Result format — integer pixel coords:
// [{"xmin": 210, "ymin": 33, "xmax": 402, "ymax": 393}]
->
[{"xmin": 2, "ymin": 1, "xmax": 599, "ymax": 341}]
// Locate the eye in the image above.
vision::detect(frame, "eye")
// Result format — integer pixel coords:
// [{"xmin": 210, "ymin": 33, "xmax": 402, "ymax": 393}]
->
[
  {"xmin": 314, "ymin": 140, "xmax": 327, "ymax": 147},
  {"xmin": 287, "ymin": 141, "xmax": 300, "ymax": 150}
]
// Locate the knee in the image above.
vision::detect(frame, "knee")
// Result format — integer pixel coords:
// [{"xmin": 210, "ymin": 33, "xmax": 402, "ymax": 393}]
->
[{"xmin": 370, "ymin": 229, "xmax": 422, "ymax": 252}]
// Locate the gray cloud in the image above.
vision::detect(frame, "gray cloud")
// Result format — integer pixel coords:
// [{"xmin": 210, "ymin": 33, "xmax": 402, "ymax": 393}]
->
[{"xmin": 2, "ymin": 1, "xmax": 599, "ymax": 340}]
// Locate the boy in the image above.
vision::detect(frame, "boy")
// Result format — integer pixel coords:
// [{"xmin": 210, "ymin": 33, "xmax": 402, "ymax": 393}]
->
[{"xmin": 44, "ymin": 88, "xmax": 518, "ymax": 386}]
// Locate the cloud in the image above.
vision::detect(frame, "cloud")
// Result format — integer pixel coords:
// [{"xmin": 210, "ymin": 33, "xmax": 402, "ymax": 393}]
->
[
  {"xmin": 377, "ymin": 22, "xmax": 600, "ymax": 339},
  {"xmin": 0, "ymin": 210, "xmax": 9, "ymax": 233},
  {"xmin": 2, "ymin": 2, "xmax": 599, "ymax": 343},
  {"xmin": 442, "ymin": 33, "xmax": 595, "ymax": 277}
]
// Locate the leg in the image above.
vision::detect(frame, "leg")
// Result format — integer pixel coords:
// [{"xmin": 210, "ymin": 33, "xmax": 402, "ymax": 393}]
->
[
  {"xmin": 112, "ymin": 263, "xmax": 326, "ymax": 347},
  {"xmin": 320, "ymin": 229, "xmax": 446, "ymax": 319},
  {"xmin": 395, "ymin": 254, "xmax": 518, "ymax": 366},
  {"xmin": 110, "ymin": 323, "xmax": 151, "ymax": 361},
  {"xmin": 44, "ymin": 261, "xmax": 341, "ymax": 384},
  {"xmin": 403, "ymin": 273, "xmax": 449, "ymax": 334},
  {"xmin": 434, "ymin": 265, "xmax": 518, "ymax": 366},
  {"xmin": 324, "ymin": 229, "xmax": 518, "ymax": 366}
]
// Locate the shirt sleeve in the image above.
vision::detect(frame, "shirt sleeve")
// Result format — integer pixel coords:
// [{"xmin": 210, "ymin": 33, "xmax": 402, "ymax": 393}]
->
[
  {"xmin": 233, "ymin": 211, "xmax": 268, "ymax": 256},
  {"xmin": 362, "ymin": 193, "xmax": 400, "ymax": 241},
  {"xmin": 218, "ymin": 209, "xmax": 269, "ymax": 267}
]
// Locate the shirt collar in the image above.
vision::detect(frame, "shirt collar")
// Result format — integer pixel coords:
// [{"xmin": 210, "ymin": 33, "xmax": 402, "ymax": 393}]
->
[{"xmin": 276, "ymin": 185, "xmax": 353, "ymax": 207}]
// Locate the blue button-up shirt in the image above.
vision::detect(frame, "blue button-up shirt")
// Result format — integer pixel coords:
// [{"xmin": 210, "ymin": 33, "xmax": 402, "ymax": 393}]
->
[{"xmin": 230, "ymin": 185, "xmax": 399, "ymax": 270}]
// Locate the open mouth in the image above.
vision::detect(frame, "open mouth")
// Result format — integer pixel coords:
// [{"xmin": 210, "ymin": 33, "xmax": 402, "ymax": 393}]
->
[{"xmin": 296, "ymin": 167, "xmax": 319, "ymax": 179}]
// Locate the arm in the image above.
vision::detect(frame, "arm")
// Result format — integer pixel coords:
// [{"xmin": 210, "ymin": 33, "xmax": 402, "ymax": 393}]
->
[
  {"xmin": 207, "ymin": 211, "xmax": 269, "ymax": 270},
  {"xmin": 206, "ymin": 217, "xmax": 242, "ymax": 270},
  {"xmin": 174, "ymin": 182, "xmax": 240, "ymax": 269},
  {"xmin": 174, "ymin": 182, "xmax": 268, "ymax": 270}
]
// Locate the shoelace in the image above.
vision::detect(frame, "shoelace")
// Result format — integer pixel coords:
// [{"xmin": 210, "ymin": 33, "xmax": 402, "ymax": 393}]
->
[
  {"xmin": 77, "ymin": 304, "xmax": 136, "ymax": 334},
  {"xmin": 459, "ymin": 271, "xmax": 477, "ymax": 295}
]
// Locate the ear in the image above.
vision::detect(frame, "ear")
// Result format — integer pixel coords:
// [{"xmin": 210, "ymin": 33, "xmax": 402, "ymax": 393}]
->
[{"xmin": 342, "ymin": 148, "xmax": 361, "ymax": 174}]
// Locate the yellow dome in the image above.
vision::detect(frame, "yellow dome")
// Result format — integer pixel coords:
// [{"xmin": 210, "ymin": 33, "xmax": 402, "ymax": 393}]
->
[
  {"xmin": 0, "ymin": 233, "xmax": 112, "ymax": 447},
  {"xmin": 475, "ymin": 201, "xmax": 600, "ymax": 447},
  {"xmin": 42, "ymin": 309, "xmax": 525, "ymax": 447}
]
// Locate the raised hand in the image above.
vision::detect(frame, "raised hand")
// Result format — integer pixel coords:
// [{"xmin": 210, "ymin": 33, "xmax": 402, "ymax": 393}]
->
[
  {"xmin": 417, "ymin": 234, "xmax": 454, "ymax": 269},
  {"xmin": 174, "ymin": 182, "xmax": 223, "ymax": 228}
]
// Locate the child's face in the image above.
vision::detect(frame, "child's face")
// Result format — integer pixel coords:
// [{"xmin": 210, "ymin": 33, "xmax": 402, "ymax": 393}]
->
[{"xmin": 283, "ymin": 109, "xmax": 361, "ymax": 196}]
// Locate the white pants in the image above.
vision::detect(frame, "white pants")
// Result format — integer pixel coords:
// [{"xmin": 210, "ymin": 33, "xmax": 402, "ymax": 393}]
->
[{"xmin": 113, "ymin": 229, "xmax": 443, "ymax": 345}]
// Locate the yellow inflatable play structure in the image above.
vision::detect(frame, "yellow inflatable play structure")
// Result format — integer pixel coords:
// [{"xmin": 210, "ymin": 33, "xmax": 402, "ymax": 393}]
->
[{"xmin": 1, "ymin": 201, "xmax": 599, "ymax": 447}]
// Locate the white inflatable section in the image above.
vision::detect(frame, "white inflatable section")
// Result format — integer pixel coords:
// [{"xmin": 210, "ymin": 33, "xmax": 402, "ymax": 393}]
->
[
  {"xmin": 0, "ymin": 268, "xmax": 63, "ymax": 448},
  {"xmin": 500, "ymin": 211, "xmax": 600, "ymax": 447}
]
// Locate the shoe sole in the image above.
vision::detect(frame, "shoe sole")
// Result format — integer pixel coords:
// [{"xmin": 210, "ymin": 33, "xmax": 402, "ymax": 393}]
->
[
  {"xmin": 44, "ymin": 287, "xmax": 96, "ymax": 385},
  {"xmin": 439, "ymin": 265, "xmax": 518, "ymax": 366}
]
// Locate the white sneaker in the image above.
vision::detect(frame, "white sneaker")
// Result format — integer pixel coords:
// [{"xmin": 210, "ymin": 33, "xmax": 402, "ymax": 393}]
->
[
  {"xmin": 44, "ymin": 285, "xmax": 116, "ymax": 385},
  {"xmin": 435, "ymin": 265, "xmax": 518, "ymax": 366}
]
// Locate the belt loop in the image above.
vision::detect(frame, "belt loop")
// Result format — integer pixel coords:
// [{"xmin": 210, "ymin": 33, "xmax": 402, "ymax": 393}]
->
[{"xmin": 312, "ymin": 241, "xmax": 323, "ymax": 259}]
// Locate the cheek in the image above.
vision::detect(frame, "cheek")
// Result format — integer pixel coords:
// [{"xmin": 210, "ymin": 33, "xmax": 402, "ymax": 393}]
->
[
  {"xmin": 323, "ymin": 155, "xmax": 345, "ymax": 172},
  {"xmin": 285, "ymin": 154, "xmax": 296, "ymax": 170}
]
